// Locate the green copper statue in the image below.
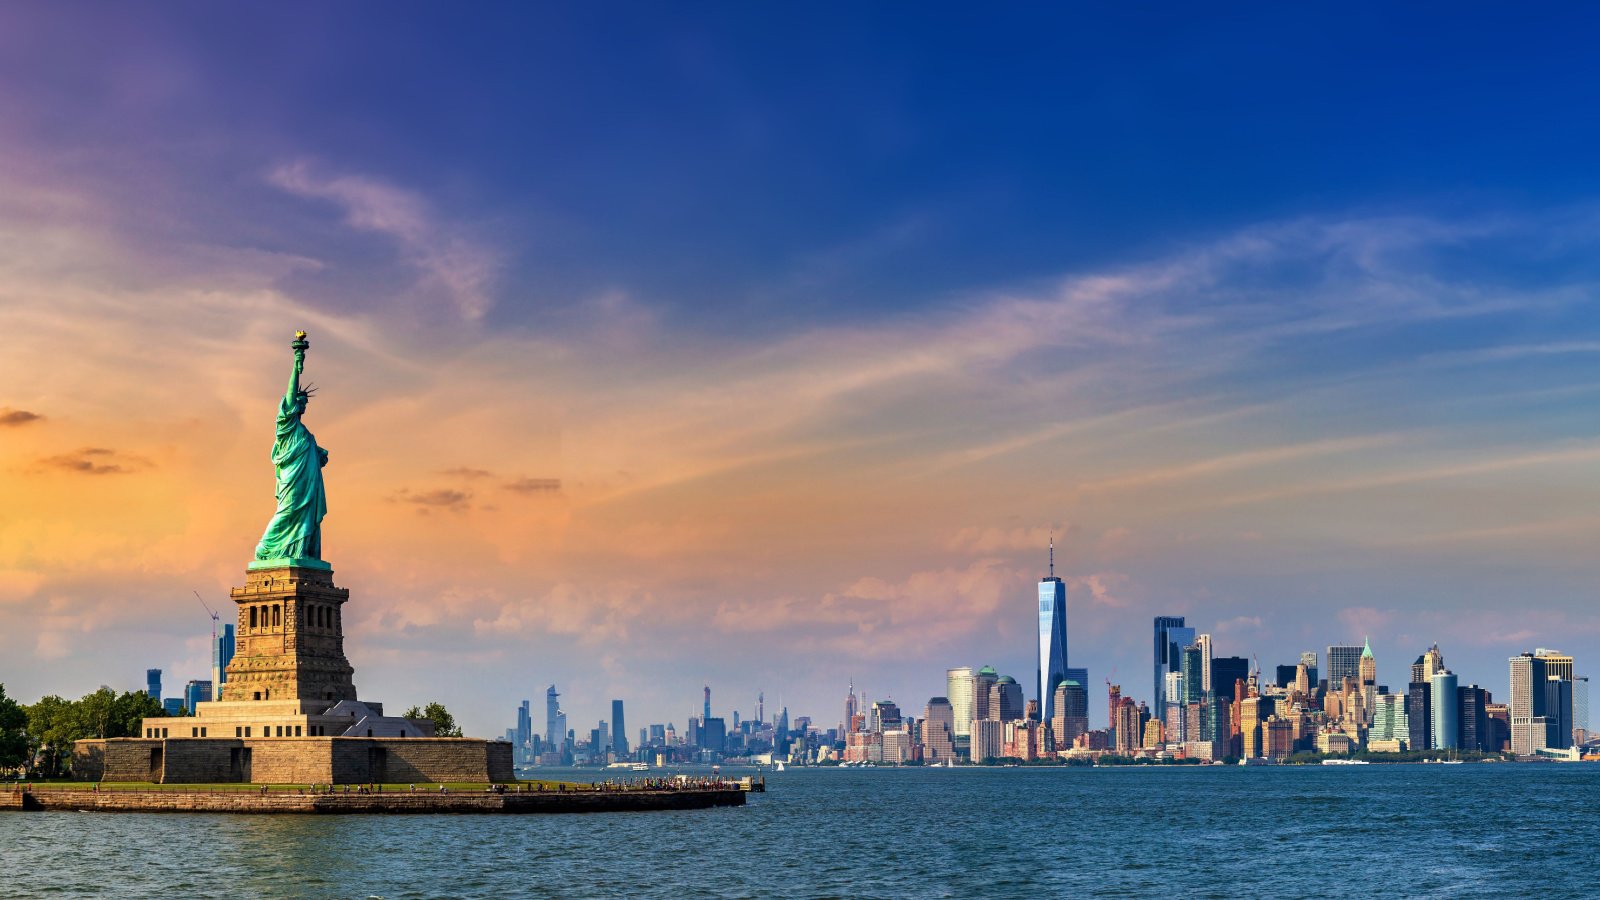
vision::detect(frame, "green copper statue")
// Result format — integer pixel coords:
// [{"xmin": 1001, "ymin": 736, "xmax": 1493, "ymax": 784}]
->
[{"xmin": 254, "ymin": 331, "xmax": 329, "ymax": 565}]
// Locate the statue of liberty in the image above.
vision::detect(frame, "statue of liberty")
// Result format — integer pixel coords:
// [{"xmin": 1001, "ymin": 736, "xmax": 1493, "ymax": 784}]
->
[{"xmin": 254, "ymin": 331, "xmax": 329, "ymax": 564}]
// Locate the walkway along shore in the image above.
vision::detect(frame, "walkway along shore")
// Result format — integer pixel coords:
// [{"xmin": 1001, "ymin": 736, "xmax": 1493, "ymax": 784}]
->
[{"xmin": 2, "ymin": 784, "xmax": 747, "ymax": 814}]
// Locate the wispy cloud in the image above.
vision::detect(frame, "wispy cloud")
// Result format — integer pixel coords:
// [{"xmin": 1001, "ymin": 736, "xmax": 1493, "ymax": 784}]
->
[
  {"xmin": 392, "ymin": 488, "xmax": 472, "ymax": 511},
  {"xmin": 35, "ymin": 447, "xmax": 147, "ymax": 475},
  {"xmin": 504, "ymin": 477, "xmax": 561, "ymax": 494},
  {"xmin": 268, "ymin": 161, "xmax": 498, "ymax": 320},
  {"xmin": 440, "ymin": 467, "xmax": 495, "ymax": 479},
  {"xmin": 1075, "ymin": 435, "xmax": 1403, "ymax": 495},
  {"xmin": 0, "ymin": 408, "xmax": 42, "ymax": 427},
  {"xmin": 1212, "ymin": 442, "xmax": 1600, "ymax": 509}
]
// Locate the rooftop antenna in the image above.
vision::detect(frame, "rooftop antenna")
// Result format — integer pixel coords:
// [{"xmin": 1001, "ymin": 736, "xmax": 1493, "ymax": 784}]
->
[
  {"xmin": 196, "ymin": 590, "xmax": 219, "ymax": 641},
  {"xmin": 1049, "ymin": 528, "xmax": 1054, "ymax": 578}
]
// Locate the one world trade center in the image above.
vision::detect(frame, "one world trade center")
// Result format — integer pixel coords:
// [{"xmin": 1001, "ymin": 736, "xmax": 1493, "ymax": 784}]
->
[{"xmin": 1038, "ymin": 537, "xmax": 1069, "ymax": 725}]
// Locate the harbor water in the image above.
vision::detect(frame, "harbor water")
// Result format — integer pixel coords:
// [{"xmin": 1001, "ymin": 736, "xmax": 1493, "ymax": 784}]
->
[{"xmin": 0, "ymin": 764, "xmax": 1589, "ymax": 898}]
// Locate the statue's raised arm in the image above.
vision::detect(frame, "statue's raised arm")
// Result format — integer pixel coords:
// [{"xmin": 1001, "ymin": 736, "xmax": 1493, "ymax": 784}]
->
[
  {"xmin": 254, "ymin": 330, "xmax": 330, "ymax": 566},
  {"xmin": 283, "ymin": 330, "xmax": 307, "ymax": 413}
]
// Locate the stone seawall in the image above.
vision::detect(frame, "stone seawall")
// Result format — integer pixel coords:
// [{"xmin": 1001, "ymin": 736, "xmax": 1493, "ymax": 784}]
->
[
  {"xmin": 5, "ymin": 788, "xmax": 744, "ymax": 815},
  {"xmin": 74, "ymin": 736, "xmax": 514, "ymax": 784}
]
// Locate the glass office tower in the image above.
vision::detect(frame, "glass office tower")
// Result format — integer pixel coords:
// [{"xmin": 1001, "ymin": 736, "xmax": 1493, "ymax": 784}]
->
[
  {"xmin": 1431, "ymin": 670, "xmax": 1459, "ymax": 750},
  {"xmin": 211, "ymin": 623, "xmax": 236, "ymax": 698},
  {"xmin": 1037, "ymin": 575, "xmax": 1068, "ymax": 725},
  {"xmin": 1153, "ymin": 618, "xmax": 1194, "ymax": 713}
]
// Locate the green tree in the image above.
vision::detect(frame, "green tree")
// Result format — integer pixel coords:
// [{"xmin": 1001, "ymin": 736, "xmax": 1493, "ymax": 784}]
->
[
  {"xmin": 24, "ymin": 694, "xmax": 80, "ymax": 777},
  {"xmin": 403, "ymin": 701, "xmax": 462, "ymax": 737},
  {"xmin": 22, "ymin": 688, "xmax": 165, "ymax": 777},
  {"xmin": 108, "ymin": 690, "xmax": 164, "ymax": 737},
  {"xmin": 0, "ymin": 684, "xmax": 28, "ymax": 772}
]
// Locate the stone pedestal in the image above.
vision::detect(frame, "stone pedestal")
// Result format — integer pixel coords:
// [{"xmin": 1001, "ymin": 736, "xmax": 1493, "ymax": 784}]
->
[
  {"xmin": 220, "ymin": 563, "xmax": 356, "ymax": 703},
  {"xmin": 107, "ymin": 557, "xmax": 511, "ymax": 784}
]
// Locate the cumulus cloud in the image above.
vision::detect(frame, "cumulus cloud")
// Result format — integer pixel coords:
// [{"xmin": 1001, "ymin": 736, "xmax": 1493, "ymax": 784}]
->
[{"xmin": 1066, "ymin": 572, "xmax": 1132, "ymax": 609}]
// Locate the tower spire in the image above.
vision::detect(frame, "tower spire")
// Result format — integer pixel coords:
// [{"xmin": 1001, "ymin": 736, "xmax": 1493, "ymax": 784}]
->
[{"xmin": 1049, "ymin": 528, "xmax": 1054, "ymax": 578}]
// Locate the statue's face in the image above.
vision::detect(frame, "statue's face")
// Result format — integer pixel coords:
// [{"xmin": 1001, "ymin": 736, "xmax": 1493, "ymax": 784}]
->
[{"xmin": 294, "ymin": 393, "xmax": 309, "ymax": 414}]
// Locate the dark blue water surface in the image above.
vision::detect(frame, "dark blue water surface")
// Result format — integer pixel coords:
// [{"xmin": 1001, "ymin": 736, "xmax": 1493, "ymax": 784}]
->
[{"xmin": 0, "ymin": 764, "xmax": 1592, "ymax": 898}]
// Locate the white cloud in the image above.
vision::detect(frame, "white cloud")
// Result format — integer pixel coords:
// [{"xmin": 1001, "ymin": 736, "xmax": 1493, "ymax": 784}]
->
[{"xmin": 269, "ymin": 161, "xmax": 498, "ymax": 320}]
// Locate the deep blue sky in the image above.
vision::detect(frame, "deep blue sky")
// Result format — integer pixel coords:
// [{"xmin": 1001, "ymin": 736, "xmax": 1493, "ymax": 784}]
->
[{"xmin": 11, "ymin": 4, "xmax": 1600, "ymax": 331}]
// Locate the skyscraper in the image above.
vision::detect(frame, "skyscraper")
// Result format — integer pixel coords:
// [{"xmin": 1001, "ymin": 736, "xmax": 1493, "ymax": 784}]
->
[
  {"xmin": 1326, "ymin": 644, "xmax": 1363, "ymax": 686},
  {"xmin": 1153, "ymin": 617, "xmax": 1193, "ymax": 713},
  {"xmin": 1212, "ymin": 657, "xmax": 1250, "ymax": 701},
  {"xmin": 1576, "ymin": 677, "xmax": 1591, "ymax": 744},
  {"xmin": 516, "ymin": 700, "xmax": 532, "ymax": 758},
  {"xmin": 991, "ymin": 676, "xmax": 1024, "ymax": 722},
  {"xmin": 703, "ymin": 685, "xmax": 712, "ymax": 724},
  {"xmin": 1457, "ymin": 685, "xmax": 1489, "ymax": 752},
  {"xmin": 545, "ymin": 684, "xmax": 564, "ymax": 747},
  {"xmin": 1407, "ymin": 680, "xmax": 1433, "ymax": 751},
  {"xmin": 945, "ymin": 668, "xmax": 974, "ymax": 738},
  {"xmin": 1037, "ymin": 538, "xmax": 1069, "ymax": 727},
  {"xmin": 1180, "ymin": 644, "xmax": 1205, "ymax": 704},
  {"xmin": 972, "ymin": 666, "xmax": 999, "ymax": 724},
  {"xmin": 1544, "ymin": 679, "xmax": 1574, "ymax": 750},
  {"xmin": 1412, "ymin": 644, "xmax": 1445, "ymax": 683},
  {"xmin": 211, "ymin": 624, "xmax": 235, "ymax": 698},
  {"xmin": 1299, "ymin": 650, "xmax": 1319, "ymax": 687},
  {"xmin": 612, "ymin": 699, "xmax": 628, "ymax": 756},
  {"xmin": 1195, "ymin": 634, "xmax": 1214, "ymax": 694},
  {"xmin": 183, "ymin": 680, "xmax": 211, "ymax": 715},
  {"xmin": 1112, "ymin": 698, "xmax": 1141, "ymax": 754},
  {"xmin": 1536, "ymin": 648, "xmax": 1574, "ymax": 681},
  {"xmin": 845, "ymin": 679, "xmax": 859, "ymax": 733},
  {"xmin": 1537, "ymin": 649, "xmax": 1576, "ymax": 748},
  {"xmin": 146, "ymin": 669, "xmax": 161, "ymax": 701},
  {"xmin": 1371, "ymin": 693, "xmax": 1410, "ymax": 745},
  {"xmin": 1509, "ymin": 653, "xmax": 1549, "ymax": 756},
  {"xmin": 1052, "ymin": 679, "xmax": 1088, "ymax": 750},
  {"xmin": 923, "ymin": 697, "xmax": 956, "ymax": 762},
  {"xmin": 701, "ymin": 717, "xmax": 726, "ymax": 754},
  {"xmin": 1164, "ymin": 670, "xmax": 1187, "ymax": 741},
  {"xmin": 1430, "ymin": 671, "xmax": 1458, "ymax": 750}
]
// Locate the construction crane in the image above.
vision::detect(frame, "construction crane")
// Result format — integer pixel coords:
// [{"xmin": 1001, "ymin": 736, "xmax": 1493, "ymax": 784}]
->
[{"xmin": 196, "ymin": 590, "xmax": 219, "ymax": 643}]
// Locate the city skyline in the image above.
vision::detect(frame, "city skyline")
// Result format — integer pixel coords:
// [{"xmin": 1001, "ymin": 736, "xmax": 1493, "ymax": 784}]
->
[{"xmin": 7, "ymin": 7, "xmax": 1600, "ymax": 736}]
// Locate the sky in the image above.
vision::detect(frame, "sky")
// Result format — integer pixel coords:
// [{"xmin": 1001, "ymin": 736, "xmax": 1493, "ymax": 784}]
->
[{"xmin": 4, "ymin": 4, "xmax": 1600, "ymax": 737}]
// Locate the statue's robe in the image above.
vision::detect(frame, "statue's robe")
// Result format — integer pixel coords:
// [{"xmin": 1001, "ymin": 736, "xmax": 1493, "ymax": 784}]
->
[{"xmin": 254, "ymin": 389, "xmax": 328, "ymax": 560}]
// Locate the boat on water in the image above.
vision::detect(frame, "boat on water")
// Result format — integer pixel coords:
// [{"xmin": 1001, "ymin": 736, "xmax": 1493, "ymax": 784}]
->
[{"xmin": 1321, "ymin": 759, "xmax": 1370, "ymax": 765}]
